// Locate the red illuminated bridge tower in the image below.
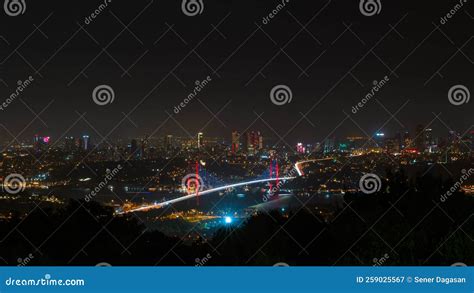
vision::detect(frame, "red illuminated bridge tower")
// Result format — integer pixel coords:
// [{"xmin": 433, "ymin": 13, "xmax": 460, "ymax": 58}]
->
[{"xmin": 268, "ymin": 159, "xmax": 280, "ymax": 198}]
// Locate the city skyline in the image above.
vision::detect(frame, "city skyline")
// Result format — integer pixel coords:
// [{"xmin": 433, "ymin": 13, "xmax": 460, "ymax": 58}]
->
[
  {"xmin": 6, "ymin": 125, "xmax": 473, "ymax": 148},
  {"xmin": 0, "ymin": 0, "xmax": 472, "ymax": 270}
]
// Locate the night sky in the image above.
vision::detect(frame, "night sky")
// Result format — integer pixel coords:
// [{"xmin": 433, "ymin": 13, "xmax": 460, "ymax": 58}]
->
[{"xmin": 0, "ymin": 0, "xmax": 472, "ymax": 145}]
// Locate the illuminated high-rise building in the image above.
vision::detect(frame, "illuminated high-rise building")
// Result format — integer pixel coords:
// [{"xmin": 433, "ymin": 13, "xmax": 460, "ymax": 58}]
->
[
  {"xmin": 245, "ymin": 131, "xmax": 263, "ymax": 154},
  {"xmin": 296, "ymin": 143, "xmax": 305, "ymax": 154},
  {"xmin": 403, "ymin": 131, "xmax": 411, "ymax": 149},
  {"xmin": 415, "ymin": 124, "xmax": 425, "ymax": 152},
  {"xmin": 64, "ymin": 136, "xmax": 75, "ymax": 151},
  {"xmin": 82, "ymin": 135, "xmax": 90, "ymax": 151},
  {"xmin": 165, "ymin": 135, "xmax": 173, "ymax": 150},
  {"xmin": 374, "ymin": 132, "xmax": 385, "ymax": 148},
  {"xmin": 424, "ymin": 128, "xmax": 433, "ymax": 147},
  {"xmin": 345, "ymin": 136, "xmax": 366, "ymax": 152},
  {"xmin": 323, "ymin": 137, "xmax": 335, "ymax": 154},
  {"xmin": 386, "ymin": 137, "xmax": 400, "ymax": 153},
  {"xmin": 33, "ymin": 134, "xmax": 49, "ymax": 152},
  {"xmin": 197, "ymin": 132, "xmax": 204, "ymax": 148},
  {"xmin": 449, "ymin": 130, "xmax": 461, "ymax": 153},
  {"xmin": 258, "ymin": 132, "xmax": 263, "ymax": 149},
  {"xmin": 139, "ymin": 136, "xmax": 149, "ymax": 159},
  {"xmin": 231, "ymin": 131, "xmax": 240, "ymax": 154}
]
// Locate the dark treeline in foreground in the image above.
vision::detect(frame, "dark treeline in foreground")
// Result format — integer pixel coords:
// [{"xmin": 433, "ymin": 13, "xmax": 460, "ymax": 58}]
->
[{"xmin": 0, "ymin": 170, "xmax": 473, "ymax": 266}]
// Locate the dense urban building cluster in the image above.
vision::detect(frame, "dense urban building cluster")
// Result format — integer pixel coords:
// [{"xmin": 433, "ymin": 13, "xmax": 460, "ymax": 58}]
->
[{"xmin": 1, "ymin": 126, "xmax": 472, "ymax": 222}]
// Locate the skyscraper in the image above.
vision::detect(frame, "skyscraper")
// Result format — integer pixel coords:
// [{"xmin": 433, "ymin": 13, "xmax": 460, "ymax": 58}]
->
[
  {"xmin": 415, "ymin": 125, "xmax": 425, "ymax": 152},
  {"xmin": 296, "ymin": 143, "xmax": 305, "ymax": 154},
  {"xmin": 424, "ymin": 128, "xmax": 433, "ymax": 148},
  {"xmin": 33, "ymin": 135, "xmax": 49, "ymax": 152},
  {"xmin": 258, "ymin": 132, "xmax": 263, "ymax": 150},
  {"xmin": 165, "ymin": 135, "xmax": 173, "ymax": 150},
  {"xmin": 403, "ymin": 131, "xmax": 411, "ymax": 149},
  {"xmin": 139, "ymin": 136, "xmax": 149, "ymax": 159},
  {"xmin": 374, "ymin": 132, "xmax": 385, "ymax": 148},
  {"xmin": 323, "ymin": 137, "xmax": 335, "ymax": 154},
  {"xmin": 82, "ymin": 135, "xmax": 90, "ymax": 151},
  {"xmin": 64, "ymin": 136, "xmax": 75, "ymax": 151},
  {"xmin": 231, "ymin": 131, "xmax": 240, "ymax": 154},
  {"xmin": 245, "ymin": 131, "xmax": 263, "ymax": 154},
  {"xmin": 130, "ymin": 139, "xmax": 138, "ymax": 157},
  {"xmin": 197, "ymin": 132, "xmax": 204, "ymax": 149}
]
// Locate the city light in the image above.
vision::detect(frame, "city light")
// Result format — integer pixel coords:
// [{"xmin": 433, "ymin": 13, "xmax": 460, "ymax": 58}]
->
[{"xmin": 0, "ymin": 0, "xmax": 471, "ymax": 281}]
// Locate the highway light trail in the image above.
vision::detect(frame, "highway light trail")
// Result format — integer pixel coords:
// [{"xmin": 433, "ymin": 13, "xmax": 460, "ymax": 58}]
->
[
  {"xmin": 120, "ymin": 157, "xmax": 341, "ymax": 214},
  {"xmin": 294, "ymin": 157, "xmax": 334, "ymax": 176},
  {"xmin": 120, "ymin": 177, "xmax": 296, "ymax": 214}
]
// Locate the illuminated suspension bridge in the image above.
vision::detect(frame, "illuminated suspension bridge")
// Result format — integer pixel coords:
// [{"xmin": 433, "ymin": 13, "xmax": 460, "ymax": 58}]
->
[{"xmin": 119, "ymin": 157, "xmax": 334, "ymax": 214}]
